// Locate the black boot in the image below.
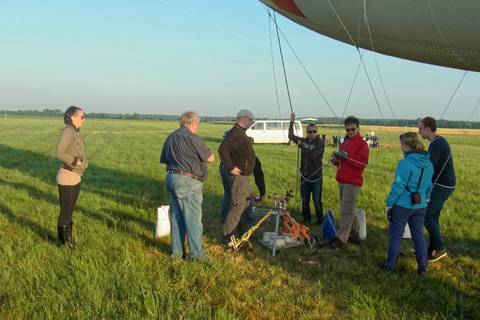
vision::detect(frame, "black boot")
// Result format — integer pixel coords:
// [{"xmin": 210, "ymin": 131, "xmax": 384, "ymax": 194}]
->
[
  {"xmin": 222, "ymin": 232, "xmax": 235, "ymax": 246},
  {"xmin": 66, "ymin": 221, "xmax": 75, "ymax": 246},
  {"xmin": 57, "ymin": 225, "xmax": 68, "ymax": 245}
]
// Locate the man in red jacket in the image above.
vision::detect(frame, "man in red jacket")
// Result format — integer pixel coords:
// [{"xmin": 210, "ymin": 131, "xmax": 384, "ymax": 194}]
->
[{"xmin": 330, "ymin": 116, "xmax": 369, "ymax": 248}]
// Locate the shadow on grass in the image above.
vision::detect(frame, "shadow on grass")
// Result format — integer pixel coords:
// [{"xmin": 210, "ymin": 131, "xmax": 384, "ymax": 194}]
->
[
  {"xmin": 0, "ymin": 202, "xmax": 56, "ymax": 242},
  {"xmin": 0, "ymin": 177, "xmax": 170, "ymax": 253},
  {"xmin": 0, "ymin": 144, "xmax": 165, "ymax": 208},
  {"xmin": 1, "ymin": 141, "xmax": 477, "ymax": 259},
  {"xmin": 1, "ymin": 144, "xmax": 478, "ymax": 318},
  {"xmin": 0, "ymin": 144, "xmax": 171, "ymax": 253}
]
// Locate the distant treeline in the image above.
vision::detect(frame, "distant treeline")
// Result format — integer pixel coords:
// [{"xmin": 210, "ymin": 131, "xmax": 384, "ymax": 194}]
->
[{"xmin": 2, "ymin": 108, "xmax": 480, "ymax": 129}]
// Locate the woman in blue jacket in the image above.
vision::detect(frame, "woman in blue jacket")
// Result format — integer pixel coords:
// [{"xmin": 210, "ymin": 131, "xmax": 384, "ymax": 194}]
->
[{"xmin": 382, "ymin": 132, "xmax": 433, "ymax": 273}]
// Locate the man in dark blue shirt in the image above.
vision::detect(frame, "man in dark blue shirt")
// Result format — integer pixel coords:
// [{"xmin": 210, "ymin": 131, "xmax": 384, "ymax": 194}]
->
[
  {"xmin": 161, "ymin": 111, "xmax": 214, "ymax": 260},
  {"xmin": 419, "ymin": 116, "xmax": 456, "ymax": 262}
]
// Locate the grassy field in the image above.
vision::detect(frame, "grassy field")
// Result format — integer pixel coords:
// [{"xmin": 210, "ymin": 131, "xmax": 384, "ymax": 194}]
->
[{"xmin": 0, "ymin": 117, "xmax": 479, "ymax": 319}]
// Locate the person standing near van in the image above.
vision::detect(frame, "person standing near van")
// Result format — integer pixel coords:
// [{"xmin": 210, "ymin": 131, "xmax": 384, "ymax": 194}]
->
[
  {"xmin": 381, "ymin": 132, "xmax": 433, "ymax": 273},
  {"xmin": 330, "ymin": 116, "xmax": 369, "ymax": 248},
  {"xmin": 160, "ymin": 111, "xmax": 215, "ymax": 260},
  {"xmin": 289, "ymin": 113, "xmax": 325, "ymax": 224},
  {"xmin": 219, "ymin": 109, "xmax": 256, "ymax": 245},
  {"xmin": 56, "ymin": 106, "xmax": 88, "ymax": 245},
  {"xmin": 418, "ymin": 116, "xmax": 456, "ymax": 262}
]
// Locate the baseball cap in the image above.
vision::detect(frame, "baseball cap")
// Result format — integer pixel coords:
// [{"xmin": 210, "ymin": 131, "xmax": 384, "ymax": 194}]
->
[{"xmin": 237, "ymin": 109, "xmax": 255, "ymax": 121}]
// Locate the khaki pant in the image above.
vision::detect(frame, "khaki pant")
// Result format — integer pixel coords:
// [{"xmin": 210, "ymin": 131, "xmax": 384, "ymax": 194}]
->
[
  {"xmin": 336, "ymin": 183, "xmax": 361, "ymax": 243},
  {"xmin": 223, "ymin": 175, "xmax": 252, "ymax": 236}
]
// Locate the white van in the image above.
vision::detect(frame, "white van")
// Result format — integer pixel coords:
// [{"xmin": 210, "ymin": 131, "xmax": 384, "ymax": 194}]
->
[{"xmin": 246, "ymin": 120, "xmax": 303, "ymax": 144}]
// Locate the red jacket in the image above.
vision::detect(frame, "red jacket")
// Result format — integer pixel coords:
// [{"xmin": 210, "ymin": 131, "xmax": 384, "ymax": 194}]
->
[{"xmin": 332, "ymin": 133, "xmax": 369, "ymax": 186}]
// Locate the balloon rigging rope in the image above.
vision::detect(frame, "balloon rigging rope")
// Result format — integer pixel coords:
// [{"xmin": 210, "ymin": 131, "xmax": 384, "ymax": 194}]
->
[
  {"xmin": 268, "ymin": 14, "xmax": 282, "ymax": 119},
  {"xmin": 270, "ymin": 11, "xmax": 301, "ymax": 205},
  {"xmin": 362, "ymin": 0, "xmax": 397, "ymax": 120},
  {"xmin": 273, "ymin": 12, "xmax": 294, "ymax": 115},
  {"xmin": 343, "ymin": 53, "xmax": 363, "ymax": 118},
  {"xmin": 468, "ymin": 96, "xmax": 480, "ymax": 120},
  {"xmin": 439, "ymin": 70, "xmax": 468, "ymax": 120},
  {"xmin": 275, "ymin": 21, "xmax": 338, "ymax": 118},
  {"xmin": 264, "ymin": 7, "xmax": 337, "ymax": 118},
  {"xmin": 326, "ymin": 0, "xmax": 386, "ymax": 120}
]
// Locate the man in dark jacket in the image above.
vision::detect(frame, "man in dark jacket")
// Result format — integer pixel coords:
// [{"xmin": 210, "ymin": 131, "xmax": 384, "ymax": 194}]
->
[
  {"xmin": 219, "ymin": 109, "xmax": 256, "ymax": 244},
  {"xmin": 289, "ymin": 113, "xmax": 325, "ymax": 224},
  {"xmin": 419, "ymin": 116, "xmax": 456, "ymax": 262}
]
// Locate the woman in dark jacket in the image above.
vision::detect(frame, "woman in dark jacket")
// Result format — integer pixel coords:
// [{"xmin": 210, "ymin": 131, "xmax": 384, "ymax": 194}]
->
[
  {"xmin": 55, "ymin": 106, "xmax": 88, "ymax": 245},
  {"xmin": 381, "ymin": 132, "xmax": 433, "ymax": 273}
]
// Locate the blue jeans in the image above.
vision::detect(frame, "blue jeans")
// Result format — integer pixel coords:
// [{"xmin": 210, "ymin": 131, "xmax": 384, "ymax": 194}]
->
[
  {"xmin": 300, "ymin": 176, "xmax": 323, "ymax": 223},
  {"xmin": 386, "ymin": 205, "xmax": 427, "ymax": 272},
  {"xmin": 166, "ymin": 173, "xmax": 205, "ymax": 259},
  {"xmin": 424, "ymin": 185, "xmax": 454, "ymax": 252}
]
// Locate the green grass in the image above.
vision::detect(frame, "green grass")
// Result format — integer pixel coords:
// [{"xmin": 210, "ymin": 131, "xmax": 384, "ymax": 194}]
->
[{"xmin": 0, "ymin": 117, "xmax": 479, "ymax": 319}]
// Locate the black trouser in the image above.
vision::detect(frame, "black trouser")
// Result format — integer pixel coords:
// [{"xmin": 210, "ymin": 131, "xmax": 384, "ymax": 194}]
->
[
  {"xmin": 253, "ymin": 156, "xmax": 265, "ymax": 197},
  {"xmin": 57, "ymin": 183, "xmax": 81, "ymax": 226},
  {"xmin": 424, "ymin": 185, "xmax": 454, "ymax": 252},
  {"xmin": 300, "ymin": 176, "xmax": 323, "ymax": 223}
]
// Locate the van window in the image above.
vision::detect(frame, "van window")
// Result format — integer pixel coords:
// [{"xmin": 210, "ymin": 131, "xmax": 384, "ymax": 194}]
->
[
  {"xmin": 281, "ymin": 122, "xmax": 302, "ymax": 132},
  {"xmin": 251, "ymin": 122, "xmax": 264, "ymax": 130},
  {"xmin": 266, "ymin": 122, "xmax": 281, "ymax": 130}
]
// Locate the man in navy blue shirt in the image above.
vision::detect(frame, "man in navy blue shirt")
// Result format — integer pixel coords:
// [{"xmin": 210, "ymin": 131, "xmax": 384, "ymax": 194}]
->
[
  {"xmin": 161, "ymin": 111, "xmax": 215, "ymax": 260},
  {"xmin": 419, "ymin": 117, "xmax": 456, "ymax": 262}
]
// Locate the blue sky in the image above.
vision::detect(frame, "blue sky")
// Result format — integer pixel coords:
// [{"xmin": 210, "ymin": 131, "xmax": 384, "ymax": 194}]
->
[{"xmin": 1, "ymin": 0, "xmax": 479, "ymax": 120}]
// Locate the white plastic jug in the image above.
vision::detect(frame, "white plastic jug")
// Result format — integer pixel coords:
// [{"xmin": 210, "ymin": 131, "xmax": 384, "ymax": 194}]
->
[
  {"xmin": 354, "ymin": 210, "xmax": 367, "ymax": 240},
  {"xmin": 402, "ymin": 224, "xmax": 412, "ymax": 239},
  {"xmin": 155, "ymin": 205, "xmax": 170, "ymax": 238}
]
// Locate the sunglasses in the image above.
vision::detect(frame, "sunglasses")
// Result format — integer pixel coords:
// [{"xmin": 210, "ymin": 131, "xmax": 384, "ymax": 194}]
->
[
  {"xmin": 308, "ymin": 130, "xmax": 317, "ymax": 133},
  {"xmin": 345, "ymin": 128, "xmax": 356, "ymax": 132}
]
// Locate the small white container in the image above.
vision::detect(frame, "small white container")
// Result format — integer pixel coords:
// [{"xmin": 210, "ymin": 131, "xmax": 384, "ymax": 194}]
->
[
  {"xmin": 155, "ymin": 205, "xmax": 170, "ymax": 237},
  {"xmin": 272, "ymin": 235, "xmax": 286, "ymax": 246},
  {"xmin": 263, "ymin": 232, "xmax": 275, "ymax": 242}
]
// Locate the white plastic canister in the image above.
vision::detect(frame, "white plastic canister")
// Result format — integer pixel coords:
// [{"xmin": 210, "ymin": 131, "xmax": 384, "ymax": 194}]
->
[
  {"xmin": 155, "ymin": 205, "xmax": 171, "ymax": 237},
  {"xmin": 354, "ymin": 210, "xmax": 367, "ymax": 240}
]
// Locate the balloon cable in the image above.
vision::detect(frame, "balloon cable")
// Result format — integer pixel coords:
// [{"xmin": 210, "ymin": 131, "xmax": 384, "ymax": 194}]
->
[
  {"xmin": 326, "ymin": 0, "xmax": 386, "ymax": 121},
  {"xmin": 468, "ymin": 96, "xmax": 480, "ymax": 120},
  {"xmin": 439, "ymin": 70, "xmax": 468, "ymax": 119},
  {"xmin": 268, "ymin": 12, "xmax": 282, "ymax": 119},
  {"xmin": 362, "ymin": 0, "xmax": 397, "ymax": 120},
  {"xmin": 273, "ymin": 12, "xmax": 294, "ymax": 115}
]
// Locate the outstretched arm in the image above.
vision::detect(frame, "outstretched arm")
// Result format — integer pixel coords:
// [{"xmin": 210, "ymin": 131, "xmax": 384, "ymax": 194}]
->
[{"xmin": 288, "ymin": 113, "xmax": 300, "ymax": 144}]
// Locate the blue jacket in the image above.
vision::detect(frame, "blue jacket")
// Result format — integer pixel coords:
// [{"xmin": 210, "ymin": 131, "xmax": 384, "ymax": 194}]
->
[{"xmin": 386, "ymin": 151, "xmax": 434, "ymax": 209}]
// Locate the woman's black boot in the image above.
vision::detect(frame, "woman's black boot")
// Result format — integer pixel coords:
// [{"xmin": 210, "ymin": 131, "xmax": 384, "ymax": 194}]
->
[
  {"xmin": 57, "ymin": 225, "xmax": 68, "ymax": 245},
  {"xmin": 66, "ymin": 222, "xmax": 75, "ymax": 246}
]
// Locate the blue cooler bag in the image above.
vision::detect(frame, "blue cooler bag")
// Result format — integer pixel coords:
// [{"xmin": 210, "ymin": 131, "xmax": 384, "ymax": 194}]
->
[{"xmin": 322, "ymin": 210, "xmax": 336, "ymax": 241}]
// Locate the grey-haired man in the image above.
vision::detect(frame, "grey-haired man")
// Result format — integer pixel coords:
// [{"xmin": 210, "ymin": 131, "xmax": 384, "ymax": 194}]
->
[{"xmin": 160, "ymin": 111, "xmax": 215, "ymax": 260}]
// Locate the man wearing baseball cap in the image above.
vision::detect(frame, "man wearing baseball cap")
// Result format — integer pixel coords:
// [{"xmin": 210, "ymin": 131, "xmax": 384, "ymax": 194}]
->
[{"xmin": 219, "ymin": 109, "xmax": 256, "ymax": 245}]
